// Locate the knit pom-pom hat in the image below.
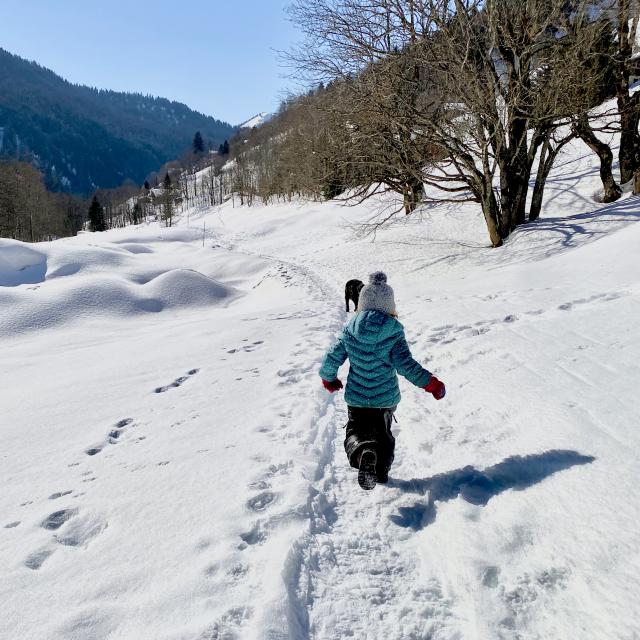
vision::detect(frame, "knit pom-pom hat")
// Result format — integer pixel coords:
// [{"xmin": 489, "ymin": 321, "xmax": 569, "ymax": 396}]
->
[{"xmin": 357, "ymin": 271, "xmax": 396, "ymax": 315}]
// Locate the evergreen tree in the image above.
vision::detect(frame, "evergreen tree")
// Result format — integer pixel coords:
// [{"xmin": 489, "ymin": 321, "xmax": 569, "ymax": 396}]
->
[
  {"xmin": 218, "ymin": 140, "xmax": 229, "ymax": 156},
  {"xmin": 162, "ymin": 173, "xmax": 174, "ymax": 227},
  {"xmin": 132, "ymin": 201, "xmax": 142, "ymax": 225},
  {"xmin": 88, "ymin": 195, "xmax": 106, "ymax": 232},
  {"xmin": 193, "ymin": 131, "xmax": 205, "ymax": 154},
  {"xmin": 143, "ymin": 180, "xmax": 150, "ymax": 191}
]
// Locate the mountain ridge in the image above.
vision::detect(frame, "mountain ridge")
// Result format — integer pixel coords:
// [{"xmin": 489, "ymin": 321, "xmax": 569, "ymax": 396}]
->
[
  {"xmin": 238, "ymin": 112, "xmax": 272, "ymax": 129},
  {"xmin": 0, "ymin": 48, "xmax": 236, "ymax": 193}
]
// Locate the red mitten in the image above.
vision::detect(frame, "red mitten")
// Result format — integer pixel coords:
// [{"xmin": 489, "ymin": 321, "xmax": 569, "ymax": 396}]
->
[
  {"xmin": 424, "ymin": 376, "xmax": 446, "ymax": 400},
  {"xmin": 322, "ymin": 378, "xmax": 343, "ymax": 393}
]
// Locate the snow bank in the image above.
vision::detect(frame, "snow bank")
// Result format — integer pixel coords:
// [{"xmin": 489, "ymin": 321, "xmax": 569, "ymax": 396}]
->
[
  {"xmin": 0, "ymin": 270, "xmax": 238, "ymax": 335},
  {"xmin": 143, "ymin": 269, "xmax": 238, "ymax": 308},
  {"xmin": 0, "ymin": 239, "xmax": 47, "ymax": 286},
  {"xmin": 0, "ymin": 231, "xmax": 251, "ymax": 336}
]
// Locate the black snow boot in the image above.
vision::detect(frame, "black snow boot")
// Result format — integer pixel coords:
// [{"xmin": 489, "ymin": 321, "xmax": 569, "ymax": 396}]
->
[
  {"xmin": 376, "ymin": 467, "xmax": 389, "ymax": 484},
  {"xmin": 358, "ymin": 448, "xmax": 378, "ymax": 490}
]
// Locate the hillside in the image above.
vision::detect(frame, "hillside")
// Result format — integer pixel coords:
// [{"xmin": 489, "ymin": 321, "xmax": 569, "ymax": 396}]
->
[
  {"xmin": 238, "ymin": 112, "xmax": 272, "ymax": 129},
  {"xmin": 1, "ymin": 128, "xmax": 639, "ymax": 638},
  {"xmin": 0, "ymin": 48, "xmax": 235, "ymax": 193}
]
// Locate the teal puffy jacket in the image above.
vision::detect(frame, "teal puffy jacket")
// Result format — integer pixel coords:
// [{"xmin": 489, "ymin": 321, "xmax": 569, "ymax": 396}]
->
[{"xmin": 319, "ymin": 310, "xmax": 432, "ymax": 408}]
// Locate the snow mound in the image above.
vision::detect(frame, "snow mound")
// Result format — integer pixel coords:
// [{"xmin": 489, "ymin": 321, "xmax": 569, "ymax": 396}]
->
[
  {"xmin": 142, "ymin": 269, "xmax": 238, "ymax": 309},
  {"xmin": 0, "ymin": 233, "xmax": 241, "ymax": 338},
  {"xmin": 117, "ymin": 243, "xmax": 154, "ymax": 254},
  {"xmin": 0, "ymin": 239, "xmax": 47, "ymax": 286},
  {"xmin": 107, "ymin": 227, "xmax": 203, "ymax": 244},
  {"xmin": 44, "ymin": 246, "xmax": 131, "ymax": 281},
  {"xmin": 0, "ymin": 271, "xmax": 239, "ymax": 336}
]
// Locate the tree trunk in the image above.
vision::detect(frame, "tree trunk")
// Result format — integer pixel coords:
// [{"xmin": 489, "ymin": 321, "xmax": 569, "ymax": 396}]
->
[
  {"xmin": 573, "ymin": 117, "xmax": 622, "ymax": 203},
  {"xmin": 481, "ymin": 190, "xmax": 503, "ymax": 248},
  {"xmin": 511, "ymin": 169, "xmax": 529, "ymax": 230},
  {"xmin": 402, "ymin": 177, "xmax": 424, "ymax": 215},
  {"xmin": 498, "ymin": 125, "xmax": 530, "ymax": 234},
  {"xmin": 618, "ymin": 100, "xmax": 640, "ymax": 184},
  {"xmin": 529, "ymin": 138, "xmax": 559, "ymax": 222},
  {"xmin": 512, "ymin": 143, "xmax": 530, "ymax": 229},
  {"xmin": 530, "ymin": 145, "xmax": 549, "ymax": 223}
]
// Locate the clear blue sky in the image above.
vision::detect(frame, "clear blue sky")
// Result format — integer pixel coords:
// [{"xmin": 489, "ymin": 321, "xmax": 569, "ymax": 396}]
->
[{"xmin": 0, "ymin": 0, "xmax": 300, "ymax": 124}]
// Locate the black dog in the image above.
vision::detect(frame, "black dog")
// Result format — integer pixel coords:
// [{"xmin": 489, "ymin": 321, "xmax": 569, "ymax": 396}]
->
[{"xmin": 345, "ymin": 279, "xmax": 364, "ymax": 312}]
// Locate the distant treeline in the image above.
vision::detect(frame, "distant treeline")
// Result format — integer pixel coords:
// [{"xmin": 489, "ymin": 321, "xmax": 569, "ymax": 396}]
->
[
  {"xmin": 0, "ymin": 130, "xmax": 235, "ymax": 241},
  {"xmin": 0, "ymin": 160, "xmax": 86, "ymax": 242}
]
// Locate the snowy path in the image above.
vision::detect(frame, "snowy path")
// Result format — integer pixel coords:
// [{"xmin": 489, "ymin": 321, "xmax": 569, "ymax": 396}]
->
[
  {"xmin": 189, "ymin": 230, "xmax": 457, "ymax": 639},
  {"xmin": 300, "ymin": 413, "xmax": 461, "ymax": 640}
]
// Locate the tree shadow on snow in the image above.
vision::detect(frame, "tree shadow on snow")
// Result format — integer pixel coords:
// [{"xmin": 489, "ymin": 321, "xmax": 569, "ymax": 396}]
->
[
  {"xmin": 516, "ymin": 195, "xmax": 640, "ymax": 252},
  {"xmin": 387, "ymin": 450, "xmax": 595, "ymax": 531}
]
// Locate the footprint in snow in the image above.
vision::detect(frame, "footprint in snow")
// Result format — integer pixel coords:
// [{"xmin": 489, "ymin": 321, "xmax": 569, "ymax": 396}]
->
[
  {"xmin": 109, "ymin": 417, "xmax": 133, "ymax": 442},
  {"xmin": 24, "ymin": 548, "xmax": 54, "ymax": 570},
  {"xmin": 246, "ymin": 491, "xmax": 276, "ymax": 512},
  {"xmin": 226, "ymin": 562, "xmax": 249, "ymax": 578},
  {"xmin": 41, "ymin": 509, "xmax": 78, "ymax": 530},
  {"xmin": 25, "ymin": 510, "xmax": 108, "ymax": 569},
  {"xmin": 481, "ymin": 565, "xmax": 500, "ymax": 588},
  {"xmin": 200, "ymin": 606, "xmax": 252, "ymax": 639},
  {"xmin": 48, "ymin": 491, "xmax": 73, "ymax": 500},
  {"xmin": 266, "ymin": 461, "xmax": 293, "ymax": 477},
  {"xmin": 154, "ymin": 368, "xmax": 199, "ymax": 393},
  {"xmin": 54, "ymin": 512, "xmax": 108, "ymax": 547},
  {"xmin": 248, "ymin": 480, "xmax": 270, "ymax": 491},
  {"xmin": 85, "ymin": 446, "xmax": 103, "ymax": 457},
  {"xmin": 226, "ymin": 341, "xmax": 263, "ymax": 355},
  {"xmin": 239, "ymin": 522, "xmax": 267, "ymax": 547},
  {"xmin": 4, "ymin": 521, "xmax": 20, "ymax": 529},
  {"xmin": 85, "ymin": 418, "xmax": 134, "ymax": 456},
  {"xmin": 558, "ymin": 292, "xmax": 624, "ymax": 312}
]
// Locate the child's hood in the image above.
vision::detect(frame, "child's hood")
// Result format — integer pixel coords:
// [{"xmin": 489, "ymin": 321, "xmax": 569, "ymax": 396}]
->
[{"xmin": 345, "ymin": 310, "xmax": 403, "ymax": 345}]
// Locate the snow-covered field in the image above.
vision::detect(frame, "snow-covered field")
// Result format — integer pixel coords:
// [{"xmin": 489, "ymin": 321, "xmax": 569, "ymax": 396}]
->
[{"xmin": 1, "ymin": 135, "xmax": 639, "ymax": 639}]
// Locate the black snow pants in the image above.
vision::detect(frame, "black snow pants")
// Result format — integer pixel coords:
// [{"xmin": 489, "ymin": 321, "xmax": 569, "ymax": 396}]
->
[{"xmin": 344, "ymin": 405, "xmax": 396, "ymax": 476}]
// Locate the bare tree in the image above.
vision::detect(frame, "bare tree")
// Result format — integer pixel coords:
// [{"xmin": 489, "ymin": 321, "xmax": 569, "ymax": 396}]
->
[{"xmin": 288, "ymin": 0, "xmax": 600, "ymax": 246}]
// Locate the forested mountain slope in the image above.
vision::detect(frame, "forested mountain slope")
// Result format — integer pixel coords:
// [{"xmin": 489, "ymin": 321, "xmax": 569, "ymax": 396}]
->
[{"xmin": 0, "ymin": 48, "xmax": 235, "ymax": 193}]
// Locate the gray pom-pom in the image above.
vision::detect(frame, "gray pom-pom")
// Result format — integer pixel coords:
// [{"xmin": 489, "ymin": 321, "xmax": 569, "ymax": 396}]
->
[{"xmin": 369, "ymin": 271, "xmax": 387, "ymax": 285}]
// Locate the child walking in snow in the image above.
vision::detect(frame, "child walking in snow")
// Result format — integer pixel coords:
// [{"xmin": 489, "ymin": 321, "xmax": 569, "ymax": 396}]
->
[{"xmin": 319, "ymin": 272, "xmax": 446, "ymax": 490}]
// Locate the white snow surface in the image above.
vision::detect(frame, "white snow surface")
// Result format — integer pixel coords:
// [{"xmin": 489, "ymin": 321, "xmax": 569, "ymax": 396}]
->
[
  {"xmin": 1, "ymin": 133, "xmax": 640, "ymax": 640},
  {"xmin": 238, "ymin": 112, "xmax": 272, "ymax": 129}
]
